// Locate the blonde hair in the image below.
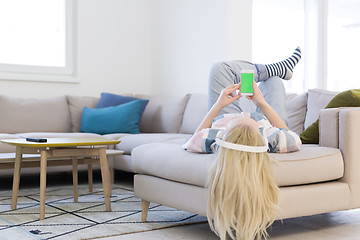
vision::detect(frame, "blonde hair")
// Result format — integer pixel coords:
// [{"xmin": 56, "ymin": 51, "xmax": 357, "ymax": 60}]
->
[{"xmin": 207, "ymin": 124, "xmax": 279, "ymax": 240}]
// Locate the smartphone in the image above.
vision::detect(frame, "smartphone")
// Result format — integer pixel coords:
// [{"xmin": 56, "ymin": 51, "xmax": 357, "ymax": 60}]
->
[{"xmin": 241, "ymin": 70, "xmax": 254, "ymax": 96}]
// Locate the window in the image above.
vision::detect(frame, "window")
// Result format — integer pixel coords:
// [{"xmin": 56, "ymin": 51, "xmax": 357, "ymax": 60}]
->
[
  {"xmin": 0, "ymin": 0, "xmax": 75, "ymax": 82},
  {"xmin": 253, "ymin": 0, "xmax": 360, "ymax": 93},
  {"xmin": 327, "ymin": 0, "xmax": 360, "ymax": 91}
]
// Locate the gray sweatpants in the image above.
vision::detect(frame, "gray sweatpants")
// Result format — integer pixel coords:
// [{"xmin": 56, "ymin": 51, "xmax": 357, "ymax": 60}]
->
[{"xmin": 208, "ymin": 60, "xmax": 288, "ymax": 125}]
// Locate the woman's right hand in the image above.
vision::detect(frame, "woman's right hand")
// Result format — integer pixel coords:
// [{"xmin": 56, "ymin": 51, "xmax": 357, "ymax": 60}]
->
[{"xmin": 215, "ymin": 84, "xmax": 242, "ymax": 108}]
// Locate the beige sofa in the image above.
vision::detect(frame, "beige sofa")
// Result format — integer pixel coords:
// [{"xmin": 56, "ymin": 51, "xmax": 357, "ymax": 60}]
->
[
  {"xmin": 1, "ymin": 89, "xmax": 359, "ymax": 223},
  {"xmin": 131, "ymin": 89, "xmax": 360, "ymax": 222}
]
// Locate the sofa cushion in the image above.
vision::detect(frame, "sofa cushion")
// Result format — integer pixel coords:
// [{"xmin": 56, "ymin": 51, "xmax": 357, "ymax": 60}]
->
[
  {"xmin": 286, "ymin": 92, "xmax": 308, "ymax": 134},
  {"xmin": 67, "ymin": 95, "xmax": 99, "ymax": 132},
  {"xmin": 102, "ymin": 133, "xmax": 130, "ymax": 140},
  {"xmin": 135, "ymin": 94, "xmax": 190, "ymax": 133},
  {"xmin": 179, "ymin": 94, "xmax": 208, "ymax": 134},
  {"xmin": 81, "ymin": 100, "xmax": 145, "ymax": 134},
  {"xmin": 304, "ymin": 89, "xmax": 338, "ymax": 129},
  {"xmin": 0, "ymin": 95, "xmax": 72, "ymax": 133},
  {"xmin": 117, "ymin": 133, "xmax": 191, "ymax": 154},
  {"xmin": 132, "ymin": 143, "xmax": 343, "ymax": 187}
]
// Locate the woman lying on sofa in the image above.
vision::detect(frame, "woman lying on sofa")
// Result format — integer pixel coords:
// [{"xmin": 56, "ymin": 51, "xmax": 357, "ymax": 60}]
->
[{"xmin": 182, "ymin": 47, "xmax": 303, "ymax": 240}]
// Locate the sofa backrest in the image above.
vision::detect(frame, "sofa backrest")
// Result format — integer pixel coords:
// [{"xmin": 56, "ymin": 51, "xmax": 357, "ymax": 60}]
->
[
  {"xmin": 67, "ymin": 89, "xmax": 338, "ymax": 135},
  {"xmin": 0, "ymin": 88, "xmax": 339, "ymax": 135},
  {"xmin": 135, "ymin": 94, "xmax": 190, "ymax": 133},
  {"xmin": 179, "ymin": 94, "xmax": 208, "ymax": 134},
  {"xmin": 66, "ymin": 94, "xmax": 190, "ymax": 134},
  {"xmin": 0, "ymin": 95, "xmax": 72, "ymax": 133}
]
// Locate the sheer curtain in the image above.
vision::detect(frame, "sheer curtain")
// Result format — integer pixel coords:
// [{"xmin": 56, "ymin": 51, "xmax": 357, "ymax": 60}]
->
[
  {"xmin": 327, "ymin": 0, "xmax": 360, "ymax": 91},
  {"xmin": 253, "ymin": 0, "xmax": 360, "ymax": 93},
  {"xmin": 252, "ymin": 0, "xmax": 305, "ymax": 93}
]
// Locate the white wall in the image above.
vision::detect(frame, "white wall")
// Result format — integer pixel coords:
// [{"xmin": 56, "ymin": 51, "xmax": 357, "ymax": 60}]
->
[
  {"xmin": 227, "ymin": 0, "xmax": 252, "ymax": 61},
  {"xmin": 150, "ymin": 0, "xmax": 253, "ymax": 96},
  {"xmin": 150, "ymin": 0, "xmax": 227, "ymax": 96},
  {"xmin": 0, "ymin": 0, "xmax": 253, "ymax": 98}
]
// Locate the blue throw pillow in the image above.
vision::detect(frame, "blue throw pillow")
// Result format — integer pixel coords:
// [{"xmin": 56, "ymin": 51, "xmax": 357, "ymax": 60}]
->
[
  {"xmin": 81, "ymin": 99, "xmax": 144, "ymax": 134},
  {"xmin": 96, "ymin": 92, "xmax": 149, "ymax": 118}
]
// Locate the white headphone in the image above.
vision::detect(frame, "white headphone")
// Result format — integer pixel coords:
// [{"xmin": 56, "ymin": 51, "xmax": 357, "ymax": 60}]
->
[{"xmin": 215, "ymin": 137, "xmax": 269, "ymax": 153}]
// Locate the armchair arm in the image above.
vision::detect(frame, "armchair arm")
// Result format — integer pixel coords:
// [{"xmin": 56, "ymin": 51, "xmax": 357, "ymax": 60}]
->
[
  {"xmin": 338, "ymin": 107, "xmax": 360, "ymax": 208},
  {"xmin": 320, "ymin": 107, "xmax": 360, "ymax": 208},
  {"xmin": 319, "ymin": 108, "xmax": 341, "ymax": 148}
]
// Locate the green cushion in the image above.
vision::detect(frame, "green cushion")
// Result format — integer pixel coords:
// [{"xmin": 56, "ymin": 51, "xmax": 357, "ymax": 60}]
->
[{"xmin": 300, "ymin": 89, "xmax": 360, "ymax": 144}]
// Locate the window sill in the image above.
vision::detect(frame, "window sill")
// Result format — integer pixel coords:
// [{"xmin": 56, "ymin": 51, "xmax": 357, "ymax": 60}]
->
[{"xmin": 0, "ymin": 72, "xmax": 79, "ymax": 83}]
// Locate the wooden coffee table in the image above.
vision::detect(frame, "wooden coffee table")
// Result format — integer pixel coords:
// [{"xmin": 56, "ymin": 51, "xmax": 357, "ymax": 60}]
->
[{"xmin": 1, "ymin": 137, "xmax": 121, "ymax": 220}]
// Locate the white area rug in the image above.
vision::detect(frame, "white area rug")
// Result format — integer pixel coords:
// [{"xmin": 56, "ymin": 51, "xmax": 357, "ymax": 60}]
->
[{"xmin": 0, "ymin": 184, "xmax": 207, "ymax": 239}]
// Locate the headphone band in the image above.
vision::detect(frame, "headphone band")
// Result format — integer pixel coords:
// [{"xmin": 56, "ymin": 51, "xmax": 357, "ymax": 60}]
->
[{"xmin": 215, "ymin": 138, "xmax": 268, "ymax": 153}]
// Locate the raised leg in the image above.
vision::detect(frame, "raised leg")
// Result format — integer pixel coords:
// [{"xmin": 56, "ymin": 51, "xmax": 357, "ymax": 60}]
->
[
  {"xmin": 142, "ymin": 200, "xmax": 150, "ymax": 222},
  {"xmin": 258, "ymin": 76, "xmax": 288, "ymax": 125},
  {"xmin": 99, "ymin": 147, "xmax": 111, "ymax": 211},
  {"xmin": 72, "ymin": 157, "xmax": 78, "ymax": 202},
  {"xmin": 39, "ymin": 150, "xmax": 48, "ymax": 220},
  {"xmin": 88, "ymin": 164, "xmax": 93, "ymax": 192},
  {"xmin": 11, "ymin": 146, "xmax": 23, "ymax": 209}
]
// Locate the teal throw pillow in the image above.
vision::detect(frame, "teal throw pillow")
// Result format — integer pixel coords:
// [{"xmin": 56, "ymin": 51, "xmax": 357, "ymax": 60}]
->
[{"xmin": 81, "ymin": 99, "xmax": 144, "ymax": 134}]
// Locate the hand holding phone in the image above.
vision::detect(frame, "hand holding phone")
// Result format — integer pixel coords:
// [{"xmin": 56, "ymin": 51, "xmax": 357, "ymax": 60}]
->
[{"xmin": 240, "ymin": 70, "xmax": 254, "ymax": 96}]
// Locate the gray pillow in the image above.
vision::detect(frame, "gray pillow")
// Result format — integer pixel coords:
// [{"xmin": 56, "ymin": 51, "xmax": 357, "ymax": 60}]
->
[
  {"xmin": 286, "ymin": 92, "xmax": 308, "ymax": 134},
  {"xmin": 66, "ymin": 95, "xmax": 99, "ymax": 132},
  {"xmin": 304, "ymin": 89, "xmax": 338, "ymax": 129}
]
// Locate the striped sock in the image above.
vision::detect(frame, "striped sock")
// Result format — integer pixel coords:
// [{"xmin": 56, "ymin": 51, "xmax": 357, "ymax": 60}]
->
[{"xmin": 264, "ymin": 47, "xmax": 301, "ymax": 80}]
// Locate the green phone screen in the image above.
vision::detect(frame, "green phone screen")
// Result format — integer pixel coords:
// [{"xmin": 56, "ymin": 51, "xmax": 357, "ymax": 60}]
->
[{"xmin": 241, "ymin": 73, "xmax": 253, "ymax": 94}]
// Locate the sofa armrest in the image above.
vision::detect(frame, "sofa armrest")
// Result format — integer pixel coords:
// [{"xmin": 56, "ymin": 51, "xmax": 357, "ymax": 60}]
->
[
  {"xmin": 338, "ymin": 107, "xmax": 360, "ymax": 208},
  {"xmin": 320, "ymin": 107, "xmax": 360, "ymax": 208},
  {"xmin": 319, "ymin": 108, "xmax": 341, "ymax": 148}
]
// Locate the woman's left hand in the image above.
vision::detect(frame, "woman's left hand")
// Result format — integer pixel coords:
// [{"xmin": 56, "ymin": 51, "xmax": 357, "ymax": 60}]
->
[{"xmin": 246, "ymin": 81, "xmax": 266, "ymax": 107}]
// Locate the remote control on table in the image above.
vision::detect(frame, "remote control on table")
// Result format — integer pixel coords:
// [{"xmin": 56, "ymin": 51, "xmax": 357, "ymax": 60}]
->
[{"xmin": 26, "ymin": 138, "xmax": 47, "ymax": 142}]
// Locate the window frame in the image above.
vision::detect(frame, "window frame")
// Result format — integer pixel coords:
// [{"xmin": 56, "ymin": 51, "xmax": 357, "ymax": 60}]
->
[{"xmin": 0, "ymin": 0, "xmax": 77, "ymax": 83}]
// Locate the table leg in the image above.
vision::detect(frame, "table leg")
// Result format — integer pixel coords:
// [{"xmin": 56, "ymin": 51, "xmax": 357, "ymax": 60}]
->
[
  {"xmin": 108, "ymin": 155, "xmax": 115, "ymax": 184},
  {"xmin": 40, "ymin": 150, "xmax": 48, "ymax": 220},
  {"xmin": 11, "ymin": 147, "xmax": 23, "ymax": 209},
  {"xmin": 88, "ymin": 164, "xmax": 93, "ymax": 192},
  {"xmin": 99, "ymin": 147, "xmax": 111, "ymax": 211},
  {"xmin": 72, "ymin": 157, "xmax": 78, "ymax": 202}
]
